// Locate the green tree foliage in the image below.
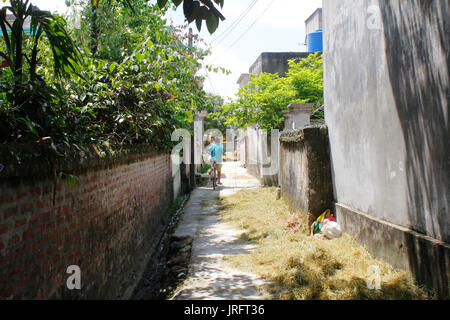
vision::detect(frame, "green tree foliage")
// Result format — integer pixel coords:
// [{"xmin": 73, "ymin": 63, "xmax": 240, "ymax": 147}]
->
[
  {"xmin": 179, "ymin": 0, "xmax": 225, "ymax": 34},
  {"xmin": 287, "ymin": 53, "xmax": 324, "ymax": 118},
  {"xmin": 221, "ymin": 53, "xmax": 323, "ymax": 132},
  {"xmin": 221, "ymin": 73, "xmax": 296, "ymax": 132},
  {"xmin": 0, "ymin": 0, "xmax": 81, "ymax": 135},
  {"xmin": 55, "ymin": 1, "xmax": 211, "ymax": 150},
  {"xmin": 93, "ymin": 0, "xmax": 225, "ymax": 34},
  {"xmin": 202, "ymin": 93, "xmax": 228, "ymax": 133},
  {"xmin": 0, "ymin": 0, "xmax": 213, "ymax": 153}
]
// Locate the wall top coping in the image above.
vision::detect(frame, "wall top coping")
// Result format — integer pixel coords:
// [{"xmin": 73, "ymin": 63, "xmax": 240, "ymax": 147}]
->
[
  {"xmin": 280, "ymin": 124, "xmax": 328, "ymax": 144},
  {"xmin": 194, "ymin": 110, "xmax": 208, "ymax": 120},
  {"xmin": 288, "ymin": 103, "xmax": 315, "ymax": 112},
  {"xmin": 0, "ymin": 143, "xmax": 162, "ymax": 186}
]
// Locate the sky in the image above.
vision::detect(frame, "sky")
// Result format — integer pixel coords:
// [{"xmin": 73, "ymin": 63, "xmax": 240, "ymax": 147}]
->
[{"xmin": 1, "ymin": 0, "xmax": 323, "ymax": 100}]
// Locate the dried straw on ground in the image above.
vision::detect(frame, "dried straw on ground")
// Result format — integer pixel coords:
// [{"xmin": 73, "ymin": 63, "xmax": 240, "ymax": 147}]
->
[{"xmin": 217, "ymin": 188, "xmax": 428, "ymax": 300}]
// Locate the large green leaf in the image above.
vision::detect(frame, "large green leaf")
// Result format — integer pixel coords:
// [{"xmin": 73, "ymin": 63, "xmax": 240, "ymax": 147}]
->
[
  {"xmin": 200, "ymin": 6, "xmax": 209, "ymax": 19},
  {"xmin": 28, "ymin": 6, "xmax": 82, "ymax": 77},
  {"xmin": 172, "ymin": 0, "xmax": 183, "ymax": 7},
  {"xmin": 195, "ymin": 17, "xmax": 202, "ymax": 32},
  {"xmin": 157, "ymin": 0, "xmax": 168, "ymax": 8},
  {"xmin": 187, "ymin": 1, "xmax": 200, "ymax": 23},
  {"xmin": 182, "ymin": 0, "xmax": 225, "ymax": 33},
  {"xmin": 206, "ymin": 10, "xmax": 218, "ymax": 34}
]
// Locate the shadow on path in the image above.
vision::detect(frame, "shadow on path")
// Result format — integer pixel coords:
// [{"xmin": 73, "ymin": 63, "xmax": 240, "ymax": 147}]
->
[{"xmin": 171, "ymin": 162, "xmax": 271, "ymax": 300}]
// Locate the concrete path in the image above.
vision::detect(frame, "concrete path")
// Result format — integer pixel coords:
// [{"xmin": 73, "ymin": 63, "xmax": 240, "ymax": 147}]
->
[{"xmin": 172, "ymin": 162, "xmax": 272, "ymax": 300}]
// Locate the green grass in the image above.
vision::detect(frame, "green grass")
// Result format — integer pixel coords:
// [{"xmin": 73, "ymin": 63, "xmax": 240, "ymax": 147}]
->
[
  {"xmin": 216, "ymin": 188, "xmax": 428, "ymax": 300},
  {"xmin": 198, "ymin": 164, "xmax": 211, "ymax": 174},
  {"xmin": 169, "ymin": 194, "xmax": 186, "ymax": 216}
]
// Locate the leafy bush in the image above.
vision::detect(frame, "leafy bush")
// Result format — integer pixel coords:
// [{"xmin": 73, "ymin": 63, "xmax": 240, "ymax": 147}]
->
[
  {"xmin": 0, "ymin": 0, "xmax": 212, "ymax": 155},
  {"xmin": 202, "ymin": 93, "xmax": 229, "ymax": 134},
  {"xmin": 0, "ymin": 0, "xmax": 82, "ymax": 145},
  {"xmin": 221, "ymin": 73, "xmax": 298, "ymax": 132}
]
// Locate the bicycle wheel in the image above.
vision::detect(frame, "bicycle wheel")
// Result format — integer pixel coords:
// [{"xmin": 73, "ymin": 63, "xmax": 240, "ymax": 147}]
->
[{"xmin": 212, "ymin": 168, "xmax": 216, "ymax": 190}]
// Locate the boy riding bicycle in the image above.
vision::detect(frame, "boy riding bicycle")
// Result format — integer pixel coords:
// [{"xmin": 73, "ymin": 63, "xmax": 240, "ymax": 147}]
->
[{"xmin": 208, "ymin": 136, "xmax": 225, "ymax": 185}]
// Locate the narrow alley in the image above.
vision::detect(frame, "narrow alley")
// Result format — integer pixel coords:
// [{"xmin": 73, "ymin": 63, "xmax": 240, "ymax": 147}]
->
[
  {"xmin": 1, "ymin": 0, "xmax": 447, "ymax": 305},
  {"xmin": 172, "ymin": 162, "xmax": 272, "ymax": 300}
]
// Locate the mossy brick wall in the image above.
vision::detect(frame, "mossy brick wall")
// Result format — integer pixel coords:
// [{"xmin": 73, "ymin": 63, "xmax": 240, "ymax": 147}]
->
[
  {"xmin": 0, "ymin": 151, "xmax": 173, "ymax": 299},
  {"xmin": 279, "ymin": 126, "xmax": 334, "ymax": 226}
]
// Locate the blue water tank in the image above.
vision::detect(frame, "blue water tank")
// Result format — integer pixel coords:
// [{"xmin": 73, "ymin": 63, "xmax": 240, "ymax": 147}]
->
[
  {"xmin": 308, "ymin": 29, "xmax": 323, "ymax": 52},
  {"xmin": 5, "ymin": 27, "xmax": 32, "ymax": 35}
]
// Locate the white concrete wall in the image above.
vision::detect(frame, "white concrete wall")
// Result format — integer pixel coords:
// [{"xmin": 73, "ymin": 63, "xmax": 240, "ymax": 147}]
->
[
  {"xmin": 243, "ymin": 127, "xmax": 280, "ymax": 186},
  {"xmin": 324, "ymin": 0, "xmax": 409, "ymax": 227},
  {"xmin": 194, "ymin": 117, "xmax": 204, "ymax": 167},
  {"xmin": 306, "ymin": 9, "xmax": 323, "ymax": 35},
  {"xmin": 247, "ymin": 127, "xmax": 259, "ymax": 168},
  {"xmin": 324, "ymin": 0, "xmax": 449, "ymax": 241},
  {"xmin": 238, "ymin": 137, "xmax": 246, "ymax": 166}
]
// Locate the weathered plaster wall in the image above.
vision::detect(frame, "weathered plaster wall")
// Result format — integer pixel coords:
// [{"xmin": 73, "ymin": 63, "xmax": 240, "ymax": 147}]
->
[
  {"xmin": 245, "ymin": 127, "xmax": 279, "ymax": 187},
  {"xmin": 279, "ymin": 126, "xmax": 334, "ymax": 226},
  {"xmin": 324, "ymin": 0, "xmax": 449, "ymax": 242},
  {"xmin": 324, "ymin": 0, "xmax": 449, "ymax": 297},
  {"xmin": 305, "ymin": 8, "xmax": 323, "ymax": 36},
  {"xmin": 249, "ymin": 52, "xmax": 311, "ymax": 77}
]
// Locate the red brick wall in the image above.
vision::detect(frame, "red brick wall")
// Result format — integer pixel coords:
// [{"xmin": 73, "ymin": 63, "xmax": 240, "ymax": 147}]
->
[{"xmin": 0, "ymin": 153, "xmax": 173, "ymax": 299}]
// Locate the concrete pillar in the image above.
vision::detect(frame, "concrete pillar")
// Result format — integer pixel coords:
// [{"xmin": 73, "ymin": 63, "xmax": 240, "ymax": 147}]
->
[
  {"xmin": 290, "ymin": 103, "xmax": 313, "ymax": 129},
  {"xmin": 194, "ymin": 111, "xmax": 207, "ymax": 169},
  {"xmin": 283, "ymin": 110, "xmax": 293, "ymax": 130}
]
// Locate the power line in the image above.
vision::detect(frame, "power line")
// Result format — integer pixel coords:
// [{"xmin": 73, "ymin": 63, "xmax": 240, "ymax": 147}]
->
[
  {"xmin": 211, "ymin": 0, "xmax": 258, "ymax": 42},
  {"xmin": 224, "ymin": 0, "xmax": 276, "ymax": 53},
  {"xmin": 211, "ymin": 0, "xmax": 259, "ymax": 46},
  {"xmin": 211, "ymin": 0, "xmax": 258, "ymax": 44},
  {"xmin": 200, "ymin": 62, "xmax": 217, "ymax": 95},
  {"xmin": 205, "ymin": 70, "xmax": 217, "ymax": 95},
  {"xmin": 214, "ymin": 0, "xmax": 277, "ymax": 61}
]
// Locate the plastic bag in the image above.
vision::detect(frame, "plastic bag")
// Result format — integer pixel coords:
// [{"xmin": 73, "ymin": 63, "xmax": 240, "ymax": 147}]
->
[
  {"xmin": 321, "ymin": 221, "xmax": 342, "ymax": 239},
  {"xmin": 310, "ymin": 209, "xmax": 341, "ymax": 239},
  {"xmin": 311, "ymin": 210, "xmax": 332, "ymax": 235}
]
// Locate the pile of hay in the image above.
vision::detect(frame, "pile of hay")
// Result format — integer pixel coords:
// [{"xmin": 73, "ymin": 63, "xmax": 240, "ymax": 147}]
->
[{"xmin": 217, "ymin": 188, "xmax": 428, "ymax": 300}]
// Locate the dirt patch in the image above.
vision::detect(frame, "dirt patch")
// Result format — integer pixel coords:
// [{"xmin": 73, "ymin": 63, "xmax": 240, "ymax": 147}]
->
[{"xmin": 131, "ymin": 196, "xmax": 194, "ymax": 300}]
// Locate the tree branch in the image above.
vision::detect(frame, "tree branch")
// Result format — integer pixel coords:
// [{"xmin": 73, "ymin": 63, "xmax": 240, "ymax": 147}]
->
[{"xmin": 199, "ymin": 0, "xmax": 226, "ymax": 21}]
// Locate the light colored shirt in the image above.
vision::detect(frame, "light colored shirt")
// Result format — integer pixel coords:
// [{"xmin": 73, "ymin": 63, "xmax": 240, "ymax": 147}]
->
[{"xmin": 208, "ymin": 143, "xmax": 225, "ymax": 163}]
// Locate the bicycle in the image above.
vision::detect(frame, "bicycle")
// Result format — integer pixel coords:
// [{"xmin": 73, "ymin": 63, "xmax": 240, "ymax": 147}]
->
[{"xmin": 210, "ymin": 160, "xmax": 217, "ymax": 190}]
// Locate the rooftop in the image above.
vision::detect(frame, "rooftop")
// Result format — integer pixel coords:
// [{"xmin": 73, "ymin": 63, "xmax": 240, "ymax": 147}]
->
[{"xmin": 305, "ymin": 8, "xmax": 322, "ymax": 24}]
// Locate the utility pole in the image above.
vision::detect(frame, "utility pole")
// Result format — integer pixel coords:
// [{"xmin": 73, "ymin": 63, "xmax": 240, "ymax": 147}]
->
[
  {"xmin": 188, "ymin": 27, "xmax": 193, "ymax": 48},
  {"xmin": 188, "ymin": 28, "xmax": 195, "ymax": 191}
]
